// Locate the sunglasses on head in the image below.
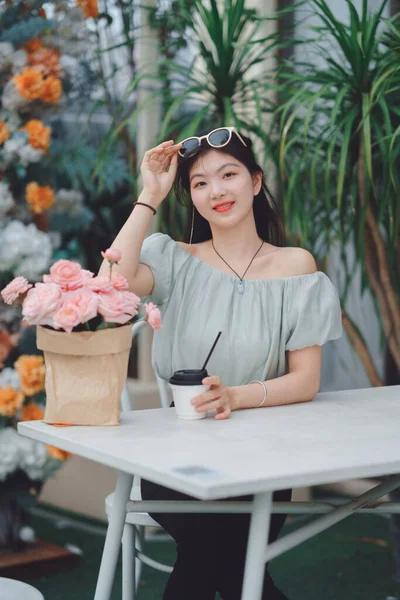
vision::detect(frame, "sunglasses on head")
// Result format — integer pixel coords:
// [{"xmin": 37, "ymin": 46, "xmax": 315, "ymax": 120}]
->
[{"xmin": 178, "ymin": 126, "xmax": 247, "ymax": 159}]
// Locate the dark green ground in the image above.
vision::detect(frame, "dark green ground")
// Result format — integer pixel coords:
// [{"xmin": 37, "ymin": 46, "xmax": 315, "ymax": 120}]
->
[{"xmin": 16, "ymin": 495, "xmax": 399, "ymax": 600}]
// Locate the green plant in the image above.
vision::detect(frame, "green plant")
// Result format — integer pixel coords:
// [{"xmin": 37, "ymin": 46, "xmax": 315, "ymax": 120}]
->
[
  {"xmin": 98, "ymin": 0, "xmax": 295, "ymax": 234},
  {"xmin": 275, "ymin": 0, "xmax": 400, "ymax": 384},
  {"xmin": 99, "ymin": 0, "xmax": 400, "ymax": 385}
]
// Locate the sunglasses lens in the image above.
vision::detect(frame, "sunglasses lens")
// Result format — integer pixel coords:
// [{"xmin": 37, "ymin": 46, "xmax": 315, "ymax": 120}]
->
[
  {"xmin": 180, "ymin": 138, "xmax": 200, "ymax": 158},
  {"xmin": 208, "ymin": 128, "xmax": 230, "ymax": 146}
]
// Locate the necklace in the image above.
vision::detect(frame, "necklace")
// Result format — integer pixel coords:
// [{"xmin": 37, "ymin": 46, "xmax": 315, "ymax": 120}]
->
[{"xmin": 211, "ymin": 238, "xmax": 264, "ymax": 294}]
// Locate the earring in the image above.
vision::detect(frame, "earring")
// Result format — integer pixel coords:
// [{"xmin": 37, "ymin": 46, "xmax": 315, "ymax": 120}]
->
[{"xmin": 189, "ymin": 204, "xmax": 194, "ymax": 245}]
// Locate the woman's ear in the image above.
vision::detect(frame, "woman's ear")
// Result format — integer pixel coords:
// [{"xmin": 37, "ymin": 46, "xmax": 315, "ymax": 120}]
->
[{"xmin": 252, "ymin": 171, "xmax": 262, "ymax": 196}]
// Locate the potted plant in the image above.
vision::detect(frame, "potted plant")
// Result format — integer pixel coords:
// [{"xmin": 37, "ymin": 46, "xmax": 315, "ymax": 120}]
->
[{"xmin": 1, "ymin": 248, "xmax": 161, "ymax": 426}]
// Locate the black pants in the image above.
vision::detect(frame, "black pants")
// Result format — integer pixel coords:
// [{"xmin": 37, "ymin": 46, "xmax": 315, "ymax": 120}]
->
[{"xmin": 141, "ymin": 478, "xmax": 291, "ymax": 600}]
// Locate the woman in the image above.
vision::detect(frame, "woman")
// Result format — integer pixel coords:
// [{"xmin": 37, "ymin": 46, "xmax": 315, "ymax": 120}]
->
[{"xmin": 98, "ymin": 127, "xmax": 343, "ymax": 599}]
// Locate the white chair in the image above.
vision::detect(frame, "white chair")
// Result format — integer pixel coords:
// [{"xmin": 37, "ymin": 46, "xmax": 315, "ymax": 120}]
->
[
  {"xmin": 104, "ymin": 320, "xmax": 173, "ymax": 600},
  {"xmin": 0, "ymin": 577, "xmax": 44, "ymax": 599}
]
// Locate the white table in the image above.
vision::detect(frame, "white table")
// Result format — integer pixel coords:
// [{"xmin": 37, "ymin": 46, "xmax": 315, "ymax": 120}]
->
[{"xmin": 18, "ymin": 385, "xmax": 400, "ymax": 600}]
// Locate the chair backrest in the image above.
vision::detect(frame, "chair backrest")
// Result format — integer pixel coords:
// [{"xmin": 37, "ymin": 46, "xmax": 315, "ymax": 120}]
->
[{"xmin": 120, "ymin": 320, "xmax": 170, "ymax": 412}]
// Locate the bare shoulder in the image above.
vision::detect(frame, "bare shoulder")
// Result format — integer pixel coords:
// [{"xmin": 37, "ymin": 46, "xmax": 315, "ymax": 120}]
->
[{"xmin": 276, "ymin": 247, "xmax": 318, "ymax": 277}]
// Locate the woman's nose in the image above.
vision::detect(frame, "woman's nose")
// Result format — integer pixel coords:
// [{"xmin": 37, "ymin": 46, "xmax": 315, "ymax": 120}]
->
[{"xmin": 210, "ymin": 184, "xmax": 226, "ymax": 198}]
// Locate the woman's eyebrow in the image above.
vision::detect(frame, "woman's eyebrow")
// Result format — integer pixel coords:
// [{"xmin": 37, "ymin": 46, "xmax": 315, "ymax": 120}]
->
[{"xmin": 190, "ymin": 162, "xmax": 241, "ymax": 183}]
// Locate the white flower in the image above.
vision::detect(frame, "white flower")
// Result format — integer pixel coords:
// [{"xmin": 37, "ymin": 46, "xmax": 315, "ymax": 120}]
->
[
  {"xmin": 17, "ymin": 435, "xmax": 49, "ymax": 481},
  {"xmin": 0, "ymin": 368, "xmax": 20, "ymax": 390},
  {"xmin": 18, "ymin": 145, "xmax": 43, "ymax": 167},
  {"xmin": 0, "ymin": 428, "xmax": 20, "ymax": 482},
  {"xmin": 10, "ymin": 49, "xmax": 27, "ymax": 74},
  {"xmin": 54, "ymin": 189, "xmax": 84, "ymax": 214},
  {"xmin": 0, "ymin": 221, "xmax": 26, "ymax": 271},
  {"xmin": 59, "ymin": 55, "xmax": 78, "ymax": 77},
  {"xmin": 43, "ymin": 9, "xmax": 89, "ymax": 56},
  {"xmin": 1, "ymin": 79, "xmax": 28, "ymax": 111},
  {"xmin": 0, "ymin": 42, "xmax": 13, "ymax": 72},
  {"xmin": 0, "ymin": 181, "xmax": 15, "ymax": 217},
  {"xmin": 0, "ymin": 110, "xmax": 21, "ymax": 133},
  {"xmin": 0, "ymin": 221, "xmax": 53, "ymax": 279},
  {"xmin": 15, "ymin": 224, "xmax": 53, "ymax": 280},
  {"xmin": 2, "ymin": 135, "xmax": 26, "ymax": 165}
]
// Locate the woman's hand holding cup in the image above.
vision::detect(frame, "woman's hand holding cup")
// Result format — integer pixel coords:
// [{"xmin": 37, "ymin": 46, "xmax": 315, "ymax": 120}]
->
[
  {"xmin": 190, "ymin": 375, "xmax": 235, "ymax": 420},
  {"xmin": 140, "ymin": 140, "xmax": 182, "ymax": 207}
]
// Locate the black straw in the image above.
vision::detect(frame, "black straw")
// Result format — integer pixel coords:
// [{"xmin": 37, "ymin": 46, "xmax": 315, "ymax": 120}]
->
[{"xmin": 201, "ymin": 331, "xmax": 222, "ymax": 371}]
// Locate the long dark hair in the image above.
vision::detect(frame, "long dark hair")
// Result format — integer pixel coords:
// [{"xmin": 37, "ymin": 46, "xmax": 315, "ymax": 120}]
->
[{"xmin": 173, "ymin": 131, "xmax": 286, "ymax": 246}]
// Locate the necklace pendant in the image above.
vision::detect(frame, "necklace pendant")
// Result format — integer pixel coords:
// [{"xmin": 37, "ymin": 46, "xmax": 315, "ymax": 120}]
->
[{"xmin": 237, "ymin": 280, "xmax": 244, "ymax": 294}]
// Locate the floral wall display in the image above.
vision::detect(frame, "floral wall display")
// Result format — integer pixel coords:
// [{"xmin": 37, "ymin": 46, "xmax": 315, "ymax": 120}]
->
[{"xmin": 0, "ymin": 0, "xmax": 123, "ymax": 550}]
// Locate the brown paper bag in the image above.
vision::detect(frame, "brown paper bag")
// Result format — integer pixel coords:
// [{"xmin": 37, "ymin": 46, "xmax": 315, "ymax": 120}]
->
[{"xmin": 36, "ymin": 324, "xmax": 133, "ymax": 426}]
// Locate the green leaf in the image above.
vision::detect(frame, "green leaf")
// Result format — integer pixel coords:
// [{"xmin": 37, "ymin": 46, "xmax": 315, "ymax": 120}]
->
[{"xmin": 337, "ymin": 108, "xmax": 357, "ymax": 211}]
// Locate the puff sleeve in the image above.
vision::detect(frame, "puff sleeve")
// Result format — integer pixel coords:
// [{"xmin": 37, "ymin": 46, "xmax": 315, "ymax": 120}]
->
[
  {"xmin": 138, "ymin": 233, "xmax": 183, "ymax": 306},
  {"xmin": 285, "ymin": 272, "xmax": 343, "ymax": 351}
]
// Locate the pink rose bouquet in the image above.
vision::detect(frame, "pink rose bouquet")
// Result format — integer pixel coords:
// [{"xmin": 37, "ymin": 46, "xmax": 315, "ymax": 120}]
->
[{"xmin": 1, "ymin": 248, "xmax": 161, "ymax": 334}]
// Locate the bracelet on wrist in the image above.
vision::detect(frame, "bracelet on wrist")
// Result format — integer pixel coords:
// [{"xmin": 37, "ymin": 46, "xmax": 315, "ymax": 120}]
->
[
  {"xmin": 248, "ymin": 380, "xmax": 267, "ymax": 408},
  {"xmin": 133, "ymin": 201, "xmax": 157, "ymax": 215}
]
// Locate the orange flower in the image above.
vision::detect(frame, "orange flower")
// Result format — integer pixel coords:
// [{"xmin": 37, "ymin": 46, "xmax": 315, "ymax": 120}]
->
[
  {"xmin": 46, "ymin": 445, "xmax": 72, "ymax": 461},
  {"xmin": 14, "ymin": 355, "xmax": 46, "ymax": 396},
  {"xmin": 77, "ymin": 0, "xmax": 99, "ymax": 18},
  {"xmin": 39, "ymin": 76, "xmax": 62, "ymax": 104},
  {"xmin": 28, "ymin": 47, "xmax": 63, "ymax": 79},
  {"xmin": 25, "ymin": 182, "xmax": 55, "ymax": 214},
  {"xmin": 13, "ymin": 67, "xmax": 43, "ymax": 101},
  {"xmin": 13, "ymin": 68, "xmax": 62, "ymax": 104},
  {"xmin": 24, "ymin": 39, "xmax": 44, "ymax": 54},
  {"xmin": 21, "ymin": 120, "xmax": 51, "ymax": 152},
  {"xmin": 0, "ymin": 386, "xmax": 25, "ymax": 417},
  {"xmin": 21, "ymin": 402, "xmax": 44, "ymax": 421},
  {"xmin": 0, "ymin": 330, "xmax": 19, "ymax": 370},
  {"xmin": 0, "ymin": 121, "xmax": 11, "ymax": 145}
]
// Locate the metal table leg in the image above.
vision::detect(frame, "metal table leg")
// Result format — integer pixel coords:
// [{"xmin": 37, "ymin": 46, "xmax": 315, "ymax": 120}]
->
[
  {"xmin": 94, "ymin": 471, "xmax": 133, "ymax": 600},
  {"xmin": 241, "ymin": 491, "xmax": 272, "ymax": 600}
]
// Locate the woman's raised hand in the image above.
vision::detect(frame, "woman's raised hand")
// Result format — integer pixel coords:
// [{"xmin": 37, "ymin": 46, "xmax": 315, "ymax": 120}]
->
[{"xmin": 140, "ymin": 140, "xmax": 182, "ymax": 207}]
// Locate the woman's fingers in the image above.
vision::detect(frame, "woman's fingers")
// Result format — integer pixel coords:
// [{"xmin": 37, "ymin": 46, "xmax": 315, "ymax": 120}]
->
[
  {"xmin": 214, "ymin": 407, "xmax": 231, "ymax": 420},
  {"xmin": 168, "ymin": 151, "xmax": 179, "ymax": 177},
  {"xmin": 142, "ymin": 141, "xmax": 174, "ymax": 164},
  {"xmin": 146, "ymin": 143, "xmax": 181, "ymax": 168}
]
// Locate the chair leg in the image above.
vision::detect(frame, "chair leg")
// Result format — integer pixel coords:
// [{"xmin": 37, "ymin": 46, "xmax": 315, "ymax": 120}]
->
[
  {"xmin": 95, "ymin": 472, "xmax": 133, "ymax": 600},
  {"xmin": 135, "ymin": 526, "xmax": 144, "ymax": 593},
  {"xmin": 122, "ymin": 524, "xmax": 136, "ymax": 600}
]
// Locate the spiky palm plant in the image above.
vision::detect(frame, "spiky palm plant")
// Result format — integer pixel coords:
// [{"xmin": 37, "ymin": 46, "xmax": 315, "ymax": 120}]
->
[{"xmin": 275, "ymin": 0, "xmax": 400, "ymax": 384}]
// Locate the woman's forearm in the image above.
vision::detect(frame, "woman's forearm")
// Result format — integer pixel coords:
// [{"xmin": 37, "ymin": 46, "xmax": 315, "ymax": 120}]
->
[
  {"xmin": 97, "ymin": 191, "xmax": 160, "ymax": 287},
  {"xmin": 229, "ymin": 372, "xmax": 320, "ymax": 411}
]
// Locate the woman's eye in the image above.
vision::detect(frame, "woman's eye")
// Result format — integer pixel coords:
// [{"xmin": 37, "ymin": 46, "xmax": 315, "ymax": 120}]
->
[{"xmin": 194, "ymin": 173, "xmax": 236, "ymax": 188}]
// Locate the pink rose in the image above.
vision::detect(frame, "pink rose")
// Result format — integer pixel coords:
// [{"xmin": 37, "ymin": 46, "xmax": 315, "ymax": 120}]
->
[
  {"xmin": 63, "ymin": 288, "xmax": 99, "ymax": 323},
  {"xmin": 22, "ymin": 283, "xmax": 64, "ymax": 327},
  {"xmin": 98, "ymin": 289, "xmax": 140, "ymax": 324},
  {"xmin": 1, "ymin": 277, "xmax": 32, "ymax": 304},
  {"xmin": 45, "ymin": 260, "xmax": 93, "ymax": 290},
  {"xmin": 53, "ymin": 303, "xmax": 84, "ymax": 334},
  {"xmin": 101, "ymin": 248, "xmax": 122, "ymax": 263},
  {"xmin": 111, "ymin": 273, "xmax": 129, "ymax": 291},
  {"xmin": 144, "ymin": 302, "xmax": 161, "ymax": 331},
  {"xmin": 86, "ymin": 276, "xmax": 114, "ymax": 293}
]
